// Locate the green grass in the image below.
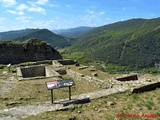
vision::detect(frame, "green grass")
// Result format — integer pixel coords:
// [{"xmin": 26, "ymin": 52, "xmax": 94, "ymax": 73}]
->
[
  {"xmin": 23, "ymin": 88, "xmax": 160, "ymax": 120},
  {"xmin": 1, "ymin": 64, "xmax": 160, "ymax": 120},
  {"xmin": 61, "ymin": 51, "xmax": 84, "ymax": 60},
  {"xmin": 0, "ymin": 73, "xmax": 100, "ymax": 110}
]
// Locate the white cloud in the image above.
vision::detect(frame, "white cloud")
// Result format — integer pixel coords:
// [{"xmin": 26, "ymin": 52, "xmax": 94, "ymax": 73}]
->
[
  {"xmin": 86, "ymin": 9, "xmax": 94, "ymax": 14},
  {"xmin": 28, "ymin": 17, "xmax": 75, "ymax": 30},
  {"xmin": 35, "ymin": 0, "xmax": 48, "ymax": 5},
  {"xmin": 83, "ymin": 9, "xmax": 106, "ymax": 26},
  {"xmin": 81, "ymin": 14, "xmax": 96, "ymax": 26},
  {"xmin": 49, "ymin": 3, "xmax": 60, "ymax": 8},
  {"xmin": 16, "ymin": 3, "xmax": 46, "ymax": 15},
  {"xmin": 28, "ymin": 0, "xmax": 48, "ymax": 6},
  {"xmin": 86, "ymin": 9, "xmax": 105, "ymax": 16},
  {"xmin": 7, "ymin": 10, "xmax": 24, "ymax": 15},
  {"xmin": 16, "ymin": 4, "xmax": 29, "ymax": 11},
  {"xmin": 0, "ymin": 0, "xmax": 17, "ymax": 7},
  {"xmin": 16, "ymin": 16, "xmax": 33, "ymax": 23},
  {"xmin": 28, "ymin": 6, "xmax": 46, "ymax": 14},
  {"xmin": 99, "ymin": 11, "xmax": 105, "ymax": 16}
]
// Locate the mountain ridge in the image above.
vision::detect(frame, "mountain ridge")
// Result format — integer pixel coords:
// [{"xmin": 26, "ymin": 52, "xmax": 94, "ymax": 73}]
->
[
  {"xmin": 0, "ymin": 29, "xmax": 70, "ymax": 48},
  {"xmin": 68, "ymin": 17, "xmax": 160, "ymax": 68},
  {"xmin": 52, "ymin": 26, "xmax": 93, "ymax": 38}
]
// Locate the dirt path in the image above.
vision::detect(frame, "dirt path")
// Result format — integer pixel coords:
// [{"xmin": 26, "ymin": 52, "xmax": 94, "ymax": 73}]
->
[
  {"xmin": 0, "ymin": 86, "xmax": 128, "ymax": 120},
  {"xmin": 0, "ymin": 72, "xmax": 17, "ymax": 95}
]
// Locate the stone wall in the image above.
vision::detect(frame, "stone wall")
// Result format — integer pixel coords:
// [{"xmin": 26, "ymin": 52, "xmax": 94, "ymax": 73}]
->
[
  {"xmin": 57, "ymin": 60, "xmax": 77, "ymax": 65},
  {"xmin": 66, "ymin": 69, "xmax": 109, "ymax": 89},
  {"xmin": 17, "ymin": 65, "xmax": 61, "ymax": 80},
  {"xmin": 116, "ymin": 75, "xmax": 138, "ymax": 81},
  {"xmin": 17, "ymin": 65, "xmax": 46, "ymax": 78},
  {"xmin": 0, "ymin": 39, "xmax": 62, "ymax": 64},
  {"xmin": 131, "ymin": 81, "xmax": 160, "ymax": 93},
  {"xmin": 45, "ymin": 66, "xmax": 61, "ymax": 77}
]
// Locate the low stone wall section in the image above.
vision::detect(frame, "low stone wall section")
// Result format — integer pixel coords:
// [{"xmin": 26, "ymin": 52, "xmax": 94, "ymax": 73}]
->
[
  {"xmin": 131, "ymin": 81, "xmax": 160, "ymax": 93},
  {"xmin": 17, "ymin": 65, "xmax": 61, "ymax": 80},
  {"xmin": 52, "ymin": 60, "xmax": 64, "ymax": 67},
  {"xmin": 66, "ymin": 69, "xmax": 111, "ymax": 89},
  {"xmin": 58, "ymin": 59, "xmax": 77, "ymax": 65},
  {"xmin": 18, "ymin": 60, "xmax": 53, "ymax": 67},
  {"xmin": 17, "ymin": 65, "xmax": 45, "ymax": 78},
  {"xmin": 45, "ymin": 65, "xmax": 61, "ymax": 77},
  {"xmin": 116, "ymin": 75, "xmax": 138, "ymax": 81}
]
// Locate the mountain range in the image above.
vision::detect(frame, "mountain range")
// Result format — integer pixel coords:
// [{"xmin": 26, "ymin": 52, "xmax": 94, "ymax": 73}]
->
[
  {"xmin": 52, "ymin": 26, "xmax": 93, "ymax": 38},
  {"xmin": 68, "ymin": 17, "xmax": 160, "ymax": 68},
  {"xmin": 0, "ymin": 17, "xmax": 160, "ymax": 68},
  {"xmin": 0, "ymin": 29, "xmax": 70, "ymax": 48}
]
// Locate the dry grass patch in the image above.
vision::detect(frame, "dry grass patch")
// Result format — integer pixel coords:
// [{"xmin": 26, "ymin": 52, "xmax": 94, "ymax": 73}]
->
[
  {"xmin": 23, "ymin": 88, "xmax": 160, "ymax": 120},
  {"xmin": 0, "ymin": 74, "xmax": 101, "ymax": 109},
  {"xmin": 66, "ymin": 65, "xmax": 116, "ymax": 80}
]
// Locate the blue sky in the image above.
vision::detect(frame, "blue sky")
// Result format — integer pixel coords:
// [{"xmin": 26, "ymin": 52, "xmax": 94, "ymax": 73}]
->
[{"xmin": 0, "ymin": 0, "xmax": 160, "ymax": 32}]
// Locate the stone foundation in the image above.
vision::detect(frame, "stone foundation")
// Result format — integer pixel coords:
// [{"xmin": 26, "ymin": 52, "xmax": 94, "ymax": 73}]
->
[
  {"xmin": 17, "ymin": 65, "xmax": 61, "ymax": 80},
  {"xmin": 131, "ymin": 82, "xmax": 160, "ymax": 93},
  {"xmin": 116, "ymin": 75, "xmax": 138, "ymax": 81}
]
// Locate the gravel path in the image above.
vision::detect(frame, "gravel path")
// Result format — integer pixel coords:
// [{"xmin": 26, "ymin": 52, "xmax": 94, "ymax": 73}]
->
[
  {"xmin": 0, "ymin": 86, "xmax": 128, "ymax": 120},
  {"xmin": 0, "ymin": 72, "xmax": 17, "ymax": 95}
]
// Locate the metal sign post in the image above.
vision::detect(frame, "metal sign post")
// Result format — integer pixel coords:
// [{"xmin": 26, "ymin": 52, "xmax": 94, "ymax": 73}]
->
[
  {"xmin": 69, "ymin": 86, "xmax": 71, "ymax": 100},
  {"xmin": 51, "ymin": 89, "xmax": 54, "ymax": 103},
  {"xmin": 46, "ymin": 79, "xmax": 75, "ymax": 103}
]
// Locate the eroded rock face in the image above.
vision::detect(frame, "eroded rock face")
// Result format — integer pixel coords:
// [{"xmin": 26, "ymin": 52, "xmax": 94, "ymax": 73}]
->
[{"xmin": 0, "ymin": 38, "xmax": 62, "ymax": 64}]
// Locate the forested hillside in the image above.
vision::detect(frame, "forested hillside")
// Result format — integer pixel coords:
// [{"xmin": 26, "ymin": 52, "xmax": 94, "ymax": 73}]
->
[
  {"xmin": 12, "ymin": 29, "xmax": 70, "ymax": 48},
  {"xmin": 0, "ymin": 29, "xmax": 70, "ymax": 48},
  {"xmin": 67, "ymin": 18, "xmax": 160, "ymax": 68},
  {"xmin": 0, "ymin": 29, "xmax": 39, "ymax": 40}
]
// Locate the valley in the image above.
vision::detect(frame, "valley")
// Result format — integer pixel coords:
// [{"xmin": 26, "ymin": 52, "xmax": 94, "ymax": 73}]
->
[{"xmin": 0, "ymin": 17, "xmax": 160, "ymax": 120}]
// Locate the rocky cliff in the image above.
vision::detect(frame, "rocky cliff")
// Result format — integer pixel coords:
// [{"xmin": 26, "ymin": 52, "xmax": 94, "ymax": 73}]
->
[{"xmin": 0, "ymin": 38, "xmax": 62, "ymax": 64}]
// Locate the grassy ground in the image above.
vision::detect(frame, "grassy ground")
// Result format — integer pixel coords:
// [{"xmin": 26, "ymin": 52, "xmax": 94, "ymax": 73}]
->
[
  {"xmin": 66, "ymin": 65, "xmax": 116, "ymax": 80},
  {"xmin": 24, "ymin": 88, "xmax": 160, "ymax": 120},
  {"xmin": 0, "ymin": 73, "xmax": 100, "ymax": 110},
  {"xmin": 0, "ymin": 64, "xmax": 160, "ymax": 120}
]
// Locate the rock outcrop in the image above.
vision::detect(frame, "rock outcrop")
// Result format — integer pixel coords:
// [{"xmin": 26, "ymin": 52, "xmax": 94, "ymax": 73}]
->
[{"xmin": 0, "ymin": 38, "xmax": 62, "ymax": 64}]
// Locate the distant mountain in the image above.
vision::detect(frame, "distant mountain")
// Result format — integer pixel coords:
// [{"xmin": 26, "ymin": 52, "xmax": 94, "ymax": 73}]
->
[
  {"xmin": 69, "ymin": 17, "xmax": 160, "ymax": 68},
  {"xmin": 0, "ymin": 29, "xmax": 70, "ymax": 48},
  {"xmin": 0, "ymin": 29, "xmax": 38, "ymax": 40},
  {"xmin": 52, "ymin": 26, "xmax": 93, "ymax": 38}
]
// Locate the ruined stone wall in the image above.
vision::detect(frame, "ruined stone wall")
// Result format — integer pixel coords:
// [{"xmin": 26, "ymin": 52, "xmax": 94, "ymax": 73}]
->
[
  {"xmin": 66, "ymin": 69, "xmax": 109, "ymax": 88},
  {"xmin": 0, "ymin": 39, "xmax": 62, "ymax": 64},
  {"xmin": 45, "ymin": 66, "xmax": 61, "ymax": 77},
  {"xmin": 20, "ymin": 65, "xmax": 45, "ymax": 78},
  {"xmin": 17, "ymin": 64, "xmax": 61, "ymax": 80},
  {"xmin": 57, "ymin": 60, "xmax": 77, "ymax": 65}
]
